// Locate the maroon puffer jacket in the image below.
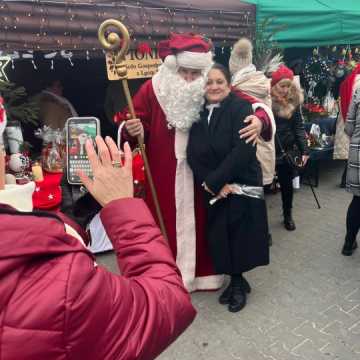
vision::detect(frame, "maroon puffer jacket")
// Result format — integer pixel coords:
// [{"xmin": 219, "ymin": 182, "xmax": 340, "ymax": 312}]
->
[{"xmin": 0, "ymin": 198, "xmax": 196, "ymax": 360}]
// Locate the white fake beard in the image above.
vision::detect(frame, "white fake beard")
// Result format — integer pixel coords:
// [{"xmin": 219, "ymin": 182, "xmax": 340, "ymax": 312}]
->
[{"xmin": 154, "ymin": 66, "xmax": 206, "ymax": 131}]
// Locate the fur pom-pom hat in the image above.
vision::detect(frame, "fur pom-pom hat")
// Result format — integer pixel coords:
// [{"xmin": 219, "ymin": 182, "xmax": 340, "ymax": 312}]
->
[{"xmin": 229, "ymin": 38, "xmax": 253, "ymax": 75}]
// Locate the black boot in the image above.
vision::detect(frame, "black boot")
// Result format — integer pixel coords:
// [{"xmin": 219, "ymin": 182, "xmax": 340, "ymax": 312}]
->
[
  {"xmin": 341, "ymin": 237, "xmax": 358, "ymax": 256},
  {"xmin": 283, "ymin": 211, "xmax": 296, "ymax": 231},
  {"xmin": 219, "ymin": 275, "xmax": 251, "ymax": 305},
  {"xmin": 241, "ymin": 275, "xmax": 251, "ymax": 294},
  {"xmin": 228, "ymin": 286, "xmax": 247, "ymax": 312},
  {"xmin": 219, "ymin": 282, "xmax": 232, "ymax": 304}
]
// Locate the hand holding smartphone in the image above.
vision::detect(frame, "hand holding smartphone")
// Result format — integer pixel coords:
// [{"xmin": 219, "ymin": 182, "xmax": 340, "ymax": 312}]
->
[{"xmin": 66, "ymin": 117, "xmax": 100, "ymax": 185}]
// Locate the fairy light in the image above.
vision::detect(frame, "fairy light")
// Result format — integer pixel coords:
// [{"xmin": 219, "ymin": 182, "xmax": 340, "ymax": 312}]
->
[{"xmin": 1, "ymin": 0, "xmax": 255, "ymax": 70}]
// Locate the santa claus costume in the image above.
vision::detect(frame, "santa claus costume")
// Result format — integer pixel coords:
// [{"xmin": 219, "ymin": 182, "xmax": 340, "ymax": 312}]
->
[{"xmin": 114, "ymin": 34, "xmax": 224, "ymax": 292}]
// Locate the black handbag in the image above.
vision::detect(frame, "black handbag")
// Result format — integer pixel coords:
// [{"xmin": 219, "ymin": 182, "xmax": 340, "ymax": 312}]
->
[{"xmin": 275, "ymin": 134, "xmax": 304, "ymax": 172}]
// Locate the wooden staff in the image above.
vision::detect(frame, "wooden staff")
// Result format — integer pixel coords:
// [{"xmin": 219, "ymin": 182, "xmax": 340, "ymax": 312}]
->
[{"xmin": 98, "ymin": 19, "xmax": 168, "ymax": 241}]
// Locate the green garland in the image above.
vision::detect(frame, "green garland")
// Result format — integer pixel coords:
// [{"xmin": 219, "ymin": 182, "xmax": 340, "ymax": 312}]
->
[{"xmin": 0, "ymin": 81, "xmax": 39, "ymax": 126}]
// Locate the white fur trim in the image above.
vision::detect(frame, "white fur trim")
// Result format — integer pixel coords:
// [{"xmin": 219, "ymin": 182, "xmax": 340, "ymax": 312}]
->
[
  {"xmin": 117, "ymin": 120, "xmax": 126, "ymax": 149},
  {"xmin": 186, "ymin": 275, "xmax": 224, "ymax": 293},
  {"xmin": 252, "ymin": 102, "xmax": 276, "ymax": 185},
  {"xmin": 176, "ymin": 51, "xmax": 213, "ymax": 71},
  {"xmin": 163, "ymin": 55, "xmax": 177, "ymax": 71},
  {"xmin": 252, "ymin": 102, "xmax": 276, "ymax": 133},
  {"xmin": 174, "ymin": 129, "xmax": 223, "ymax": 292},
  {"xmin": 174, "ymin": 129, "xmax": 196, "ymax": 288}
]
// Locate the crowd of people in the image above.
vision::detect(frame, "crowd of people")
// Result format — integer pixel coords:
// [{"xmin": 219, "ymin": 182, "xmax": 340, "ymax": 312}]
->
[{"xmin": 1, "ymin": 31, "xmax": 359, "ymax": 359}]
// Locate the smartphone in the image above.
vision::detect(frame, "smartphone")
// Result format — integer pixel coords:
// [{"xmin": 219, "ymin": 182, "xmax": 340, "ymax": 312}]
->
[{"xmin": 66, "ymin": 117, "xmax": 100, "ymax": 185}]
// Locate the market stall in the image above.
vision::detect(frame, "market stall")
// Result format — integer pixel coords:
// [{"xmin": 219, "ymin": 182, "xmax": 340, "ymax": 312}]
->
[
  {"xmin": 243, "ymin": 0, "xmax": 360, "ymax": 48},
  {"xmin": 0, "ymin": 0, "xmax": 257, "ymax": 251}
]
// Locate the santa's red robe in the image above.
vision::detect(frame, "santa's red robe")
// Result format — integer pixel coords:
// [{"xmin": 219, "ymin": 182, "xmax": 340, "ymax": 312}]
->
[{"xmin": 115, "ymin": 79, "xmax": 224, "ymax": 291}]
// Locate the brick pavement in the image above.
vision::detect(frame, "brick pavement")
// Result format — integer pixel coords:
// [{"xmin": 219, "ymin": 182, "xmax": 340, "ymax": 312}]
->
[{"xmin": 97, "ymin": 160, "xmax": 360, "ymax": 360}]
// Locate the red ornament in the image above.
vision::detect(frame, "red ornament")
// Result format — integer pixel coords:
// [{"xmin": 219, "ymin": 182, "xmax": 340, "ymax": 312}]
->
[
  {"xmin": 132, "ymin": 151, "xmax": 145, "ymax": 183},
  {"xmin": 113, "ymin": 112, "xmax": 122, "ymax": 124},
  {"xmin": 132, "ymin": 150, "xmax": 145, "ymax": 198},
  {"xmin": 137, "ymin": 42, "xmax": 152, "ymax": 55},
  {"xmin": 0, "ymin": 96, "xmax": 5, "ymax": 123}
]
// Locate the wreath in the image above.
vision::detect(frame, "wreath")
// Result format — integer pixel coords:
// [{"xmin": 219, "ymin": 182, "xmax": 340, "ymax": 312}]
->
[{"xmin": 302, "ymin": 56, "xmax": 331, "ymax": 87}]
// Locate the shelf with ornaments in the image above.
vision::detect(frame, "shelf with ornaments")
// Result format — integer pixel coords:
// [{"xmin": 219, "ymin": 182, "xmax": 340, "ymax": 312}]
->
[{"xmin": 301, "ymin": 46, "xmax": 360, "ymax": 110}]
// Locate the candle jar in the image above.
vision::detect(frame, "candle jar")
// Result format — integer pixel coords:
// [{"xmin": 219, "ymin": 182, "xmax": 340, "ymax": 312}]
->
[{"xmin": 36, "ymin": 126, "xmax": 65, "ymax": 173}]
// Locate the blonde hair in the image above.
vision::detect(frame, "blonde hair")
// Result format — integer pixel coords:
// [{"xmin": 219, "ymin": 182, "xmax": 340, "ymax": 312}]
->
[{"xmin": 271, "ymin": 79, "xmax": 304, "ymax": 119}]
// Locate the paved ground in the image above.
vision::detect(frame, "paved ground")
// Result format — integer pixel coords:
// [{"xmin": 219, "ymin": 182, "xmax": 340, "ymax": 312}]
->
[{"xmin": 97, "ymin": 160, "xmax": 360, "ymax": 360}]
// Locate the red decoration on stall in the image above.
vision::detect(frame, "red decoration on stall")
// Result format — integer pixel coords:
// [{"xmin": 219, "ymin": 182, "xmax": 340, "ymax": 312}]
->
[
  {"xmin": 303, "ymin": 103, "xmax": 326, "ymax": 113},
  {"xmin": 0, "ymin": 96, "xmax": 6, "ymax": 124},
  {"xmin": 137, "ymin": 42, "xmax": 152, "ymax": 55},
  {"xmin": 32, "ymin": 171, "xmax": 62, "ymax": 210}
]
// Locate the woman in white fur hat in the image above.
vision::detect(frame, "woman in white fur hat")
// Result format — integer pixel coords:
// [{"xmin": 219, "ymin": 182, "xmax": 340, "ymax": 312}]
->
[{"xmin": 229, "ymin": 37, "xmax": 276, "ymax": 187}]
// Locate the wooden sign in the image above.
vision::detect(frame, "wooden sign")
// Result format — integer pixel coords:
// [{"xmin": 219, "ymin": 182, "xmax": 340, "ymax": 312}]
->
[{"xmin": 106, "ymin": 48, "xmax": 162, "ymax": 80}]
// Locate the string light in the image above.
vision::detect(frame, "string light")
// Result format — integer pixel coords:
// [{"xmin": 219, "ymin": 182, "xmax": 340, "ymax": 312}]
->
[{"xmin": 0, "ymin": 0, "xmax": 254, "ymax": 70}]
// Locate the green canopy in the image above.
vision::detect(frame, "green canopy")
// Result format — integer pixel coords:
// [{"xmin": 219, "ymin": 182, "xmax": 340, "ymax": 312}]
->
[{"xmin": 244, "ymin": 0, "xmax": 360, "ymax": 48}]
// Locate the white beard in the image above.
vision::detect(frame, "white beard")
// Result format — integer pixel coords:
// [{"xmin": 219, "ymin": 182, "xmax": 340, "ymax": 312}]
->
[{"xmin": 152, "ymin": 65, "xmax": 206, "ymax": 131}]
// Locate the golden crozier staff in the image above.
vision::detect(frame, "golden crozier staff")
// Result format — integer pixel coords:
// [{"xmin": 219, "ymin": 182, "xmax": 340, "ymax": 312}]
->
[{"xmin": 98, "ymin": 19, "xmax": 168, "ymax": 241}]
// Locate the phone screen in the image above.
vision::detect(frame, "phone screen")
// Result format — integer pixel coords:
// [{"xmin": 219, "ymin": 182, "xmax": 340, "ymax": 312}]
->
[{"xmin": 66, "ymin": 117, "xmax": 99, "ymax": 185}]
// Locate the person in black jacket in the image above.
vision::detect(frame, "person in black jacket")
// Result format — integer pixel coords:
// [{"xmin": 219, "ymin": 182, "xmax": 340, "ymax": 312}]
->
[
  {"xmin": 271, "ymin": 66, "xmax": 309, "ymax": 231},
  {"xmin": 187, "ymin": 64, "xmax": 269, "ymax": 313}
]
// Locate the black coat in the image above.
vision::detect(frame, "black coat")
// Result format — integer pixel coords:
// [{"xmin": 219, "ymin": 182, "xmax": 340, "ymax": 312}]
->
[
  {"xmin": 187, "ymin": 93, "xmax": 269, "ymax": 274},
  {"xmin": 274, "ymin": 108, "xmax": 309, "ymax": 158}
]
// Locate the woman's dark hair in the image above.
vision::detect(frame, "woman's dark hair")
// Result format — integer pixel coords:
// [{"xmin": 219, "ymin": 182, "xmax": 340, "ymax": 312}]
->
[{"xmin": 210, "ymin": 63, "xmax": 231, "ymax": 85}]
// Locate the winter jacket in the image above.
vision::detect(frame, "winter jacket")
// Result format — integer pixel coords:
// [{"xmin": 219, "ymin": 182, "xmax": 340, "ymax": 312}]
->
[
  {"xmin": 0, "ymin": 198, "xmax": 196, "ymax": 360},
  {"xmin": 345, "ymin": 88, "xmax": 360, "ymax": 196},
  {"xmin": 274, "ymin": 108, "xmax": 309, "ymax": 158}
]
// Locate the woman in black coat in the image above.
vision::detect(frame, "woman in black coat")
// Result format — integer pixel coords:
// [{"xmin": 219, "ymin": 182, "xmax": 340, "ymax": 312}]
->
[
  {"xmin": 187, "ymin": 64, "xmax": 269, "ymax": 313},
  {"xmin": 270, "ymin": 65, "xmax": 309, "ymax": 231}
]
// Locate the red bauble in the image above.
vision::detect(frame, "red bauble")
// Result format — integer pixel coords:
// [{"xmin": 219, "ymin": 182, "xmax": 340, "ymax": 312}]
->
[{"xmin": 137, "ymin": 42, "xmax": 152, "ymax": 55}]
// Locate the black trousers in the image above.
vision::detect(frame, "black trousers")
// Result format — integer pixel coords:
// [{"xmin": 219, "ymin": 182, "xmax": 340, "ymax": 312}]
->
[
  {"xmin": 346, "ymin": 195, "xmax": 360, "ymax": 242},
  {"xmin": 276, "ymin": 162, "xmax": 294, "ymax": 215},
  {"xmin": 341, "ymin": 161, "xmax": 348, "ymax": 186}
]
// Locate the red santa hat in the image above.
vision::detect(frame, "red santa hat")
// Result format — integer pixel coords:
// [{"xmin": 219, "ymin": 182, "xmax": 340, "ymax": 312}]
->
[
  {"xmin": 157, "ymin": 33, "xmax": 213, "ymax": 71},
  {"xmin": 271, "ymin": 65, "xmax": 294, "ymax": 87}
]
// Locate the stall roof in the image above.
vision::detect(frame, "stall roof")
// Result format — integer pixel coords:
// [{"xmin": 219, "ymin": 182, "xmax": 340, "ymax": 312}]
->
[
  {"xmin": 0, "ymin": 0, "xmax": 255, "ymax": 52},
  {"xmin": 244, "ymin": 0, "xmax": 360, "ymax": 48}
]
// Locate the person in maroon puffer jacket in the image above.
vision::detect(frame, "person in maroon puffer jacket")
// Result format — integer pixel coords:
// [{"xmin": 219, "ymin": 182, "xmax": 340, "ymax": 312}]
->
[{"xmin": 0, "ymin": 136, "xmax": 196, "ymax": 360}]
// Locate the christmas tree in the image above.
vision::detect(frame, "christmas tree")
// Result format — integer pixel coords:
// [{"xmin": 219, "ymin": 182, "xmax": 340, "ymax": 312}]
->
[
  {"xmin": 0, "ymin": 80, "xmax": 39, "ymax": 125},
  {"xmin": 253, "ymin": 17, "xmax": 285, "ymax": 76}
]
